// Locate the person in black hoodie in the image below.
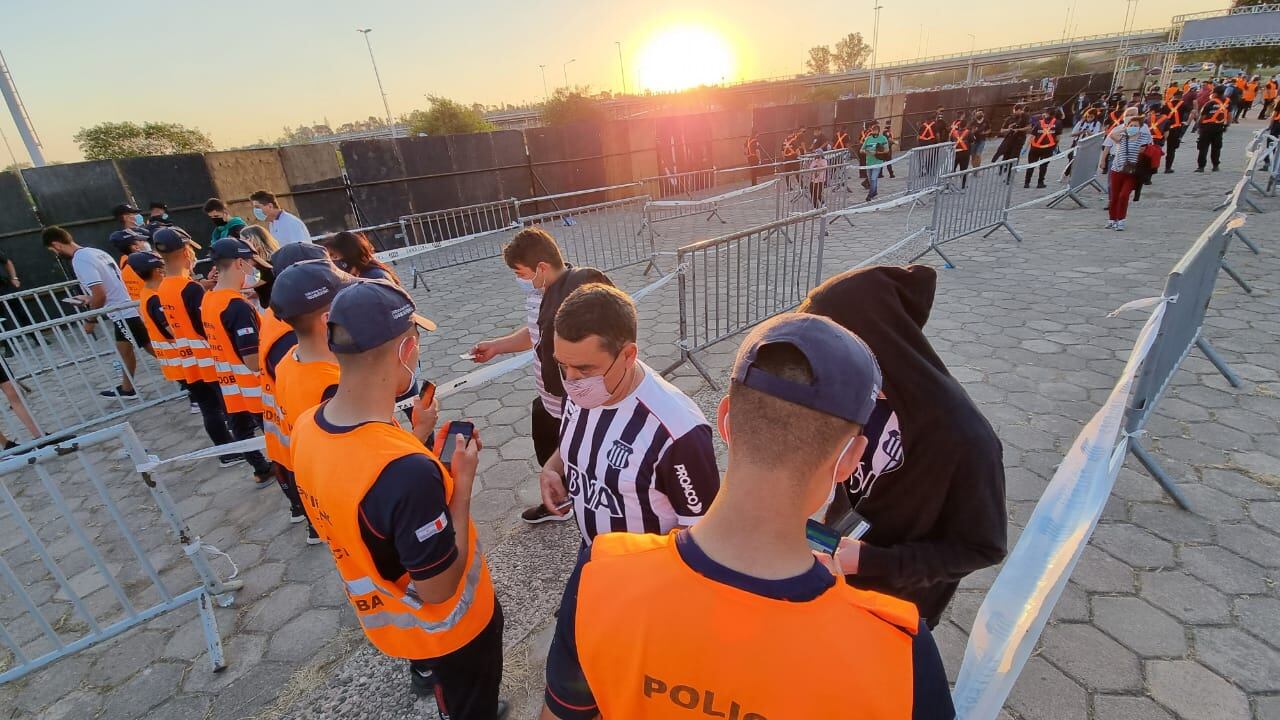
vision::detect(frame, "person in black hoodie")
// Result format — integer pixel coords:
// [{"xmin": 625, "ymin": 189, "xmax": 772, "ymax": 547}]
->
[{"xmin": 799, "ymin": 264, "xmax": 1007, "ymax": 628}]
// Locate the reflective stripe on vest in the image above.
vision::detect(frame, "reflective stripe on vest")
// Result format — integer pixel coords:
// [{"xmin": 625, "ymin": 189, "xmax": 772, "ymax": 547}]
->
[
  {"xmin": 1030, "ymin": 119, "xmax": 1058, "ymax": 149},
  {"xmin": 575, "ymin": 532, "xmax": 918, "ymax": 719},
  {"xmin": 157, "ymin": 274, "xmax": 212, "ymax": 384},
  {"xmin": 950, "ymin": 128, "xmax": 970, "ymax": 152},
  {"xmin": 119, "ymin": 256, "xmax": 145, "ymax": 302},
  {"xmin": 1204, "ymin": 100, "xmax": 1230, "ymax": 126},
  {"xmin": 258, "ymin": 309, "xmax": 297, "ymax": 466},
  {"xmin": 1148, "ymin": 113, "xmax": 1166, "ymax": 141},
  {"xmin": 138, "ymin": 287, "xmax": 185, "ymax": 382},
  {"xmin": 1167, "ymin": 100, "xmax": 1184, "ymax": 128},
  {"xmin": 201, "ymin": 288, "xmax": 263, "ymax": 415},
  {"xmin": 291, "ymin": 410, "xmax": 495, "ymax": 659},
  {"xmin": 918, "ymin": 120, "xmax": 936, "ymax": 141}
]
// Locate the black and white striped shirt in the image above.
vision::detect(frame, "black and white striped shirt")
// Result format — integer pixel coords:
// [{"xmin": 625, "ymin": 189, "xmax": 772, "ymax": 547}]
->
[{"xmin": 559, "ymin": 363, "xmax": 721, "ymax": 544}]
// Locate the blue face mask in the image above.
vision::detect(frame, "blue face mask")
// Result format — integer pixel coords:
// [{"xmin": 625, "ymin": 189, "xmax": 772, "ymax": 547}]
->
[
  {"xmin": 132, "ymin": 213, "xmax": 145, "ymax": 227},
  {"xmin": 1126, "ymin": 126, "xmax": 1140, "ymax": 137},
  {"xmin": 252, "ymin": 207, "xmax": 267, "ymax": 221}
]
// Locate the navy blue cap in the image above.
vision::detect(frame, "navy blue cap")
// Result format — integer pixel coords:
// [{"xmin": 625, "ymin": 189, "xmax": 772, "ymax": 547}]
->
[
  {"xmin": 108, "ymin": 228, "xmax": 150, "ymax": 253},
  {"xmin": 270, "ymin": 262, "xmax": 355, "ymax": 320},
  {"xmin": 111, "ymin": 203, "xmax": 140, "ymax": 219},
  {"xmin": 731, "ymin": 314, "xmax": 881, "ymax": 425},
  {"xmin": 269, "ymin": 242, "xmax": 329, "ymax": 274},
  {"xmin": 327, "ymin": 280, "xmax": 437, "ymax": 354},
  {"xmin": 125, "ymin": 251, "xmax": 164, "ymax": 276},
  {"xmin": 151, "ymin": 226, "xmax": 200, "ymax": 253},
  {"xmin": 210, "ymin": 238, "xmax": 255, "ymax": 261}
]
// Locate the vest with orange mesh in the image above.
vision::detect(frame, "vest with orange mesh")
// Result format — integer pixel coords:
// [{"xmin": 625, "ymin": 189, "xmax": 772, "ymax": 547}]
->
[
  {"xmin": 917, "ymin": 120, "xmax": 937, "ymax": 142},
  {"xmin": 291, "ymin": 407, "xmax": 495, "ymax": 659},
  {"xmin": 258, "ymin": 308, "xmax": 297, "ymax": 468},
  {"xmin": 138, "ymin": 287, "xmax": 183, "ymax": 382},
  {"xmin": 157, "ymin": 273, "xmax": 215, "ymax": 384},
  {"xmin": 1167, "ymin": 100, "xmax": 1184, "ymax": 129},
  {"xmin": 274, "ymin": 351, "xmax": 340, "ymax": 468},
  {"xmin": 1030, "ymin": 118, "xmax": 1058, "ymax": 149},
  {"xmin": 1202, "ymin": 99, "xmax": 1230, "ymax": 127},
  {"xmin": 950, "ymin": 127, "xmax": 971, "ymax": 152},
  {"xmin": 575, "ymin": 531, "xmax": 918, "ymax": 720},
  {"xmin": 118, "ymin": 256, "xmax": 144, "ymax": 302},
  {"xmin": 200, "ymin": 289, "xmax": 263, "ymax": 415}
]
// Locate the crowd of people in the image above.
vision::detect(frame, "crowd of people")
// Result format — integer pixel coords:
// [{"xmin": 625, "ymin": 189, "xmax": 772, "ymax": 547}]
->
[{"xmin": 13, "ymin": 172, "xmax": 1013, "ymax": 716}]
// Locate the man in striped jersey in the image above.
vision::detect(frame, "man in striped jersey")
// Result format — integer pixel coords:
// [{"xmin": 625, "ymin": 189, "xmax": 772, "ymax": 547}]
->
[{"xmin": 539, "ymin": 283, "xmax": 720, "ymax": 546}]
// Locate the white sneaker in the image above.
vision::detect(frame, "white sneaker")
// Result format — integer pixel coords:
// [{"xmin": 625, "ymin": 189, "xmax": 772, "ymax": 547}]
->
[
  {"xmin": 1105, "ymin": 220, "xmax": 1117, "ymax": 229},
  {"xmin": 189, "ymin": 402, "xmax": 200, "ymax": 414},
  {"xmin": 1114, "ymin": 220, "xmax": 1125, "ymax": 231}
]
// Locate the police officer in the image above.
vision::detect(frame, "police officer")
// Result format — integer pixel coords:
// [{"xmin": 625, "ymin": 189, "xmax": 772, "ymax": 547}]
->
[
  {"xmin": 1196, "ymin": 86, "xmax": 1231, "ymax": 173},
  {"xmin": 1024, "ymin": 106, "xmax": 1062, "ymax": 189},
  {"xmin": 539, "ymin": 313, "xmax": 952, "ymax": 720},
  {"xmin": 1163, "ymin": 89, "xmax": 1191, "ymax": 173},
  {"xmin": 291, "ymin": 280, "xmax": 507, "ymax": 719}
]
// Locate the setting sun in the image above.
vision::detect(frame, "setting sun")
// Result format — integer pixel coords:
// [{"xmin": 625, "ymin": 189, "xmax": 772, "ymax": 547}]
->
[{"xmin": 634, "ymin": 25, "xmax": 736, "ymax": 92}]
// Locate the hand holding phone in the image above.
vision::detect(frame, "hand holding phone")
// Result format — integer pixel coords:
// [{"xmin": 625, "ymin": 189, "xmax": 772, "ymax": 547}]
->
[
  {"xmin": 411, "ymin": 381, "xmax": 438, "ymax": 444},
  {"xmin": 438, "ymin": 420, "xmax": 474, "ymax": 467}
]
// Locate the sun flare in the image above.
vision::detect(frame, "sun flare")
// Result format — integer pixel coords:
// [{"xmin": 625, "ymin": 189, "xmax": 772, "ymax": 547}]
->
[{"xmin": 635, "ymin": 25, "xmax": 736, "ymax": 92}]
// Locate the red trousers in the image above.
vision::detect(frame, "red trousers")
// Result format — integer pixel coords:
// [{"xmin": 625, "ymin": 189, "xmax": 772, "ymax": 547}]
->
[{"xmin": 1108, "ymin": 170, "xmax": 1138, "ymax": 221}]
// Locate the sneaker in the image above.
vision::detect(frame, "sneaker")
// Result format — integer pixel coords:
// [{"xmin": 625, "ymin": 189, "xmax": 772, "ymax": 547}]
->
[
  {"xmin": 100, "ymin": 385, "xmax": 138, "ymax": 398},
  {"xmin": 3, "ymin": 440, "xmax": 17, "ymax": 451},
  {"xmin": 521, "ymin": 503, "xmax": 573, "ymax": 525},
  {"xmin": 253, "ymin": 468, "xmax": 274, "ymax": 488},
  {"xmin": 410, "ymin": 666, "xmax": 436, "ymax": 697},
  {"xmin": 1194, "ymin": 167, "xmax": 1205, "ymax": 173},
  {"xmin": 1114, "ymin": 220, "xmax": 1126, "ymax": 231},
  {"xmin": 1212, "ymin": 166, "xmax": 1220, "ymax": 172},
  {"xmin": 1164, "ymin": 168, "xmax": 1175, "ymax": 174},
  {"xmin": 189, "ymin": 402, "xmax": 200, "ymax": 414},
  {"xmin": 218, "ymin": 455, "xmax": 245, "ymax": 468},
  {"xmin": 1105, "ymin": 220, "xmax": 1117, "ymax": 229},
  {"xmin": 1036, "ymin": 183, "xmax": 1047, "ymax": 189},
  {"xmin": 306, "ymin": 525, "xmax": 323, "ymax": 545},
  {"xmin": 289, "ymin": 506, "xmax": 307, "ymax": 524}
]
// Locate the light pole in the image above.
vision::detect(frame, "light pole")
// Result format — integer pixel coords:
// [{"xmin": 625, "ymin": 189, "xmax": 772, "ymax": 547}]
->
[
  {"xmin": 0, "ymin": 50, "xmax": 45, "ymax": 166},
  {"xmin": 356, "ymin": 29, "xmax": 394, "ymax": 135},
  {"xmin": 871, "ymin": 3, "xmax": 882, "ymax": 96},
  {"xmin": 563, "ymin": 58, "xmax": 576, "ymax": 90},
  {"xmin": 539, "ymin": 64, "xmax": 548, "ymax": 102},
  {"xmin": 616, "ymin": 42, "xmax": 627, "ymax": 95},
  {"xmin": 966, "ymin": 33, "xmax": 976, "ymax": 85}
]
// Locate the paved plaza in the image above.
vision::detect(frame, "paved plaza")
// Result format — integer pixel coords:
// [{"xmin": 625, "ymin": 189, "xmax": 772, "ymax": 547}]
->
[{"xmin": 1, "ymin": 124, "xmax": 1278, "ymax": 720}]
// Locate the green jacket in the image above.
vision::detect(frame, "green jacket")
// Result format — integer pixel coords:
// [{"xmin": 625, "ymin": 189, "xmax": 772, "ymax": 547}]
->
[{"xmin": 211, "ymin": 216, "xmax": 246, "ymax": 245}]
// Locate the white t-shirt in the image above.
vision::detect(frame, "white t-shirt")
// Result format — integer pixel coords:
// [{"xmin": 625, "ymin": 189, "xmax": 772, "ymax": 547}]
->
[
  {"xmin": 269, "ymin": 210, "xmax": 312, "ymax": 246},
  {"xmin": 71, "ymin": 246, "xmax": 137, "ymax": 320}
]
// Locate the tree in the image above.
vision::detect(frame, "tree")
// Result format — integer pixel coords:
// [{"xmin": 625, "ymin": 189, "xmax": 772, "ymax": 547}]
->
[
  {"xmin": 73, "ymin": 121, "xmax": 213, "ymax": 160},
  {"xmin": 807, "ymin": 46, "xmax": 833, "ymax": 75},
  {"xmin": 1215, "ymin": 0, "xmax": 1280, "ymax": 69},
  {"xmin": 541, "ymin": 87, "xmax": 608, "ymax": 127},
  {"xmin": 405, "ymin": 96, "xmax": 497, "ymax": 136},
  {"xmin": 834, "ymin": 33, "xmax": 873, "ymax": 72}
]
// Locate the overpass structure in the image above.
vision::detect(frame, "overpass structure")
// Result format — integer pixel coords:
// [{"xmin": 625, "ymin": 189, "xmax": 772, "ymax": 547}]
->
[{"xmin": 486, "ymin": 27, "xmax": 1171, "ymax": 129}]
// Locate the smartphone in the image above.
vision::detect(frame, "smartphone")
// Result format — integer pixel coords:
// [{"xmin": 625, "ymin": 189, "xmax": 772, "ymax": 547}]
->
[
  {"xmin": 439, "ymin": 421, "xmax": 474, "ymax": 467},
  {"xmin": 419, "ymin": 380, "xmax": 436, "ymax": 407},
  {"xmin": 805, "ymin": 509, "xmax": 871, "ymax": 555}
]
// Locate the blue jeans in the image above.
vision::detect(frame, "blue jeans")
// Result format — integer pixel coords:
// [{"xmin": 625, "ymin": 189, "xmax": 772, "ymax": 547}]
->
[{"xmin": 866, "ymin": 166, "xmax": 881, "ymax": 197}]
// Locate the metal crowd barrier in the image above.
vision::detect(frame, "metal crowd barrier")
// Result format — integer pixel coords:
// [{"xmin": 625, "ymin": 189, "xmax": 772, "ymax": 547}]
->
[
  {"xmin": 773, "ymin": 159, "xmax": 859, "ymax": 219},
  {"xmin": 387, "ymin": 199, "xmax": 523, "ymax": 289},
  {"xmin": 640, "ymin": 168, "xmax": 717, "ymax": 201},
  {"xmin": 310, "ymin": 220, "xmax": 407, "ymax": 253},
  {"xmin": 0, "ymin": 422, "xmax": 243, "ymax": 683},
  {"xmin": 0, "ymin": 280, "xmax": 85, "ymax": 333},
  {"xmin": 0, "ymin": 304, "xmax": 182, "ymax": 454},
  {"xmin": 1213, "ymin": 132, "xmax": 1272, "ymax": 266},
  {"xmin": 912, "ymin": 159, "xmax": 1020, "ymax": 269},
  {"xmin": 1049, "ymin": 134, "xmax": 1106, "ymax": 208},
  {"xmin": 907, "ymin": 142, "xmax": 956, "ymax": 194},
  {"xmin": 661, "ymin": 209, "xmax": 827, "ymax": 388},
  {"xmin": 522, "ymin": 196, "xmax": 655, "ymax": 273}
]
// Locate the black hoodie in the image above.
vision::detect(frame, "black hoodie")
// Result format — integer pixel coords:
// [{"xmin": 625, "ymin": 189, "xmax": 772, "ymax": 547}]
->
[{"xmin": 801, "ymin": 264, "xmax": 1007, "ymax": 627}]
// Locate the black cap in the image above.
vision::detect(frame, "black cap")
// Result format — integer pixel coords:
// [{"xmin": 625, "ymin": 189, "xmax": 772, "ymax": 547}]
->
[
  {"xmin": 108, "ymin": 228, "xmax": 150, "ymax": 253},
  {"xmin": 270, "ymin": 262, "xmax": 355, "ymax": 320},
  {"xmin": 126, "ymin": 251, "xmax": 164, "ymax": 276},
  {"xmin": 111, "ymin": 203, "xmax": 140, "ymax": 219},
  {"xmin": 149, "ymin": 201, "xmax": 168, "ymax": 211},
  {"xmin": 209, "ymin": 238, "xmax": 256, "ymax": 261},
  {"xmin": 731, "ymin": 314, "xmax": 881, "ymax": 425},
  {"xmin": 269, "ymin": 242, "xmax": 329, "ymax": 274},
  {"xmin": 151, "ymin": 226, "xmax": 201, "ymax": 253},
  {"xmin": 327, "ymin": 280, "xmax": 437, "ymax": 354}
]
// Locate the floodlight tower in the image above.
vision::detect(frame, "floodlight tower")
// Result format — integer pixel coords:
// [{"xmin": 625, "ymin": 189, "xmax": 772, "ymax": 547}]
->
[{"xmin": 0, "ymin": 50, "xmax": 45, "ymax": 167}]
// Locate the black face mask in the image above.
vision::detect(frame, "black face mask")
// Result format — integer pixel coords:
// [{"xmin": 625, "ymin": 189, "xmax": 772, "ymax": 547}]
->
[{"xmin": 211, "ymin": 217, "xmax": 227, "ymax": 227}]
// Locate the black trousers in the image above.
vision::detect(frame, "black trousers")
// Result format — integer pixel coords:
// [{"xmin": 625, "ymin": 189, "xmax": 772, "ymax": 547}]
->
[
  {"xmin": 1197, "ymin": 127, "xmax": 1225, "ymax": 169},
  {"xmin": 228, "ymin": 411, "xmax": 272, "ymax": 474},
  {"xmin": 1024, "ymin": 145, "xmax": 1054, "ymax": 187},
  {"xmin": 954, "ymin": 153, "xmax": 971, "ymax": 187},
  {"xmin": 1259, "ymin": 99, "xmax": 1275, "ymax": 120},
  {"xmin": 1165, "ymin": 128, "xmax": 1185, "ymax": 170},
  {"xmin": 531, "ymin": 396, "xmax": 560, "ymax": 467},
  {"xmin": 411, "ymin": 601, "xmax": 504, "ymax": 720},
  {"xmin": 188, "ymin": 380, "xmax": 234, "ymax": 449},
  {"xmin": 990, "ymin": 137, "xmax": 1024, "ymax": 163}
]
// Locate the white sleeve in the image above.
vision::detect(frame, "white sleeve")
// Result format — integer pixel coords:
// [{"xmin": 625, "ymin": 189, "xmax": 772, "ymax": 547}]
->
[
  {"xmin": 71, "ymin": 252, "xmax": 103, "ymax": 287},
  {"xmin": 287, "ymin": 214, "xmax": 311, "ymax": 243}
]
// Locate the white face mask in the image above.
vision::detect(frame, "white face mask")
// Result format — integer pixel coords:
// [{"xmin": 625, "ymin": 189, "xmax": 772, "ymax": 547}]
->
[
  {"xmin": 241, "ymin": 265, "xmax": 260, "ymax": 289},
  {"xmin": 809, "ymin": 434, "xmax": 858, "ymax": 522},
  {"xmin": 397, "ymin": 336, "xmax": 419, "ymax": 397}
]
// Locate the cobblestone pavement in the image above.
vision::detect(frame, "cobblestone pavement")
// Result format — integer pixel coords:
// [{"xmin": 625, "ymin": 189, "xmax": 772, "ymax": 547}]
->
[{"xmin": 2, "ymin": 125, "xmax": 1278, "ymax": 720}]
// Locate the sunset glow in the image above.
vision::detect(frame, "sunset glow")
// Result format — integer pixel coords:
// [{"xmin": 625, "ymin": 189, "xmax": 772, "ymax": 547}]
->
[{"xmin": 634, "ymin": 25, "xmax": 736, "ymax": 92}]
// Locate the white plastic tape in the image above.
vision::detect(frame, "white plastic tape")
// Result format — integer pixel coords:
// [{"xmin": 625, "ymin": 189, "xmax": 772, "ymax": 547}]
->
[{"xmin": 646, "ymin": 180, "xmax": 777, "ymax": 208}]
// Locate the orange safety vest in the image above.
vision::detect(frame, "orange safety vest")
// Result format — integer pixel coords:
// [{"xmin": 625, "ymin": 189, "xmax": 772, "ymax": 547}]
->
[
  {"xmin": 200, "ymin": 289, "xmax": 263, "ymax": 415},
  {"xmin": 1164, "ymin": 86, "xmax": 1178, "ymax": 104},
  {"xmin": 118, "ymin": 255, "xmax": 144, "ymax": 302},
  {"xmin": 1030, "ymin": 118, "xmax": 1058, "ymax": 149},
  {"xmin": 575, "ymin": 532, "xmax": 918, "ymax": 719},
  {"xmin": 917, "ymin": 120, "xmax": 937, "ymax": 142},
  {"xmin": 1148, "ymin": 112, "xmax": 1167, "ymax": 142},
  {"xmin": 1182, "ymin": 80, "xmax": 1192, "ymax": 93},
  {"xmin": 1107, "ymin": 109, "xmax": 1124, "ymax": 134},
  {"xmin": 157, "ymin": 272, "xmax": 215, "ymax": 384},
  {"xmin": 1245, "ymin": 81, "xmax": 1259, "ymax": 102},
  {"xmin": 1166, "ymin": 100, "xmax": 1184, "ymax": 129},
  {"xmin": 274, "ymin": 350, "xmax": 340, "ymax": 468},
  {"xmin": 291, "ymin": 407, "xmax": 495, "ymax": 659},
  {"xmin": 1235, "ymin": 77, "xmax": 1247, "ymax": 91},
  {"xmin": 833, "ymin": 131, "xmax": 849, "ymax": 150},
  {"xmin": 950, "ymin": 127, "xmax": 971, "ymax": 152},
  {"xmin": 782, "ymin": 133, "xmax": 799, "ymax": 159},
  {"xmin": 1266, "ymin": 81, "xmax": 1278, "ymax": 101},
  {"xmin": 258, "ymin": 308, "xmax": 297, "ymax": 468},
  {"xmin": 1203, "ymin": 99, "xmax": 1230, "ymax": 126},
  {"xmin": 138, "ymin": 287, "xmax": 184, "ymax": 382}
]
